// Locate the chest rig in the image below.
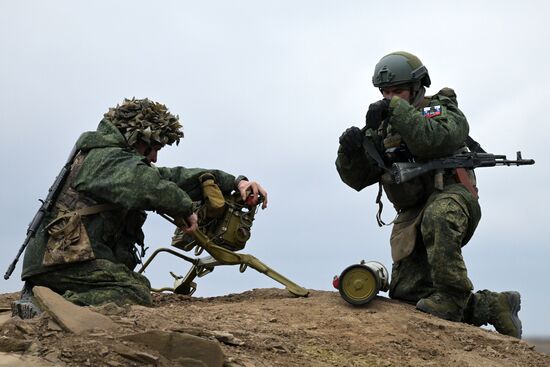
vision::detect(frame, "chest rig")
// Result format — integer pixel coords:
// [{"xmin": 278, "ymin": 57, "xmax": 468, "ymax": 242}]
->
[{"xmin": 42, "ymin": 152, "xmax": 117, "ymax": 266}]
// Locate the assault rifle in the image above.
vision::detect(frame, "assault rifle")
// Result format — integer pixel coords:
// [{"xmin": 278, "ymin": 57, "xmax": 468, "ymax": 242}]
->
[
  {"xmin": 4, "ymin": 143, "xmax": 80, "ymax": 280},
  {"xmin": 391, "ymin": 151, "xmax": 535, "ymax": 184}
]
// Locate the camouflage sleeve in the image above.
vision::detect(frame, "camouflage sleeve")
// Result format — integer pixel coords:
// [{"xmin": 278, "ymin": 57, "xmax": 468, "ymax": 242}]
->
[
  {"xmin": 156, "ymin": 167, "xmax": 236, "ymax": 200},
  {"xmin": 73, "ymin": 147, "xmax": 195, "ymax": 218},
  {"xmin": 335, "ymin": 128, "xmax": 383, "ymax": 191},
  {"xmin": 388, "ymin": 89, "xmax": 469, "ymax": 159}
]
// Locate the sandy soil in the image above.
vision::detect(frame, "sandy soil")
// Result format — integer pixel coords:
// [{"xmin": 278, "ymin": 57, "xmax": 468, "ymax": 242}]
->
[{"xmin": 1, "ymin": 288, "xmax": 549, "ymax": 367}]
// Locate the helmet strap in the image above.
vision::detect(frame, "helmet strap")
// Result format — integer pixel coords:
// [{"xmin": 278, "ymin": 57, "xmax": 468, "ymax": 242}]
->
[{"xmin": 410, "ymin": 83, "xmax": 426, "ymax": 108}]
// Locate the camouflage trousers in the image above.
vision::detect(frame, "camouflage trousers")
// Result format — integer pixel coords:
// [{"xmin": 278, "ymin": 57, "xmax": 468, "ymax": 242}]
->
[
  {"xmin": 388, "ymin": 188, "xmax": 497, "ymax": 324},
  {"xmin": 27, "ymin": 259, "xmax": 152, "ymax": 307}
]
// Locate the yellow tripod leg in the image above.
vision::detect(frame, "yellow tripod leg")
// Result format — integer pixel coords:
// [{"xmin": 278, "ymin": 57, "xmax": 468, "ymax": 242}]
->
[
  {"xmin": 161, "ymin": 214, "xmax": 309, "ymax": 297},
  {"xmin": 194, "ymin": 231, "xmax": 308, "ymax": 297}
]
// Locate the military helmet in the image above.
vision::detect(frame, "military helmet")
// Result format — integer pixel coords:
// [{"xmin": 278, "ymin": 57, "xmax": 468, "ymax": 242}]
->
[
  {"xmin": 372, "ymin": 51, "xmax": 431, "ymax": 88},
  {"xmin": 105, "ymin": 98, "xmax": 183, "ymax": 147}
]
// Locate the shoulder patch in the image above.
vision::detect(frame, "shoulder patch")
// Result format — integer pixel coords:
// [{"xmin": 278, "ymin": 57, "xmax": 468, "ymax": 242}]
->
[{"xmin": 422, "ymin": 105, "xmax": 441, "ymax": 118}]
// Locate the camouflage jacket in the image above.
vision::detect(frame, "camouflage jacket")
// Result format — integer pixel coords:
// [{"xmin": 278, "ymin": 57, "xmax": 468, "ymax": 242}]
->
[
  {"xmin": 336, "ymin": 87, "xmax": 478, "ymax": 213},
  {"xmin": 22, "ymin": 119, "xmax": 236, "ymax": 279}
]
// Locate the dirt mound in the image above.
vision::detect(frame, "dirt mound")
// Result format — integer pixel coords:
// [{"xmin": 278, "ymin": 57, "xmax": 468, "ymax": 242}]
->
[{"xmin": 1, "ymin": 288, "xmax": 549, "ymax": 366}]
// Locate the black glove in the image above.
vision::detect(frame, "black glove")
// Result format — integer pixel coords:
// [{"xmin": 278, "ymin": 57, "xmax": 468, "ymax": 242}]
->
[
  {"xmin": 339, "ymin": 126, "xmax": 364, "ymax": 156},
  {"xmin": 365, "ymin": 99, "xmax": 390, "ymax": 130}
]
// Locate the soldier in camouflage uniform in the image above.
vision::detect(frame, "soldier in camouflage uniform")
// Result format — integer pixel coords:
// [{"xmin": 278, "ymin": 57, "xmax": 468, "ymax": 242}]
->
[
  {"xmin": 336, "ymin": 52, "xmax": 522, "ymax": 338},
  {"xmin": 20, "ymin": 98, "xmax": 267, "ymax": 308}
]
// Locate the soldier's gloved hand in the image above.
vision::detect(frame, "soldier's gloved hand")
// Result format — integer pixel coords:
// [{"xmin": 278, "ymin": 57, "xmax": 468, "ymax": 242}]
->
[
  {"xmin": 365, "ymin": 99, "xmax": 390, "ymax": 130},
  {"xmin": 339, "ymin": 126, "xmax": 364, "ymax": 156}
]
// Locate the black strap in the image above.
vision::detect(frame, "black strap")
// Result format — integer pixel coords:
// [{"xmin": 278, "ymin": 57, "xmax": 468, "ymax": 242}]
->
[
  {"xmin": 361, "ymin": 136, "xmax": 393, "ymax": 227},
  {"xmin": 465, "ymin": 135, "xmax": 486, "ymax": 153},
  {"xmin": 375, "ymin": 181, "xmax": 397, "ymax": 227},
  {"xmin": 375, "ymin": 182, "xmax": 385, "ymax": 227},
  {"xmin": 362, "ymin": 136, "xmax": 387, "ymax": 170}
]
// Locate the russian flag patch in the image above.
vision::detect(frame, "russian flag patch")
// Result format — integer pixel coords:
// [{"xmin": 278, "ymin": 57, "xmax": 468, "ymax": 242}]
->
[{"xmin": 422, "ymin": 105, "xmax": 442, "ymax": 118}]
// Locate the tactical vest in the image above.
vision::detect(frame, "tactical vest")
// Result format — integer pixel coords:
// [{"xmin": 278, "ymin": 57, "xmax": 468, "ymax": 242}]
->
[
  {"xmin": 42, "ymin": 152, "xmax": 117, "ymax": 267},
  {"xmin": 376, "ymin": 97, "xmax": 476, "ymax": 213}
]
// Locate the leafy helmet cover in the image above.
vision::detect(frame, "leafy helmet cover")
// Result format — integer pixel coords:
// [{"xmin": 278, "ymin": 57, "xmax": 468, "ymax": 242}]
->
[{"xmin": 105, "ymin": 98, "xmax": 183, "ymax": 147}]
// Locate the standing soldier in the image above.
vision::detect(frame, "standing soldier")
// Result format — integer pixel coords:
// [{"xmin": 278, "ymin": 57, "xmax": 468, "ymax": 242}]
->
[
  {"xmin": 336, "ymin": 51, "xmax": 522, "ymax": 338},
  {"xmin": 14, "ymin": 98, "xmax": 267, "ymax": 314}
]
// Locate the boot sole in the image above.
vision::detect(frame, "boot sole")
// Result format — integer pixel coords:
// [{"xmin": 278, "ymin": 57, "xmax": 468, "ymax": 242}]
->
[{"xmin": 505, "ymin": 291, "xmax": 522, "ymax": 339}]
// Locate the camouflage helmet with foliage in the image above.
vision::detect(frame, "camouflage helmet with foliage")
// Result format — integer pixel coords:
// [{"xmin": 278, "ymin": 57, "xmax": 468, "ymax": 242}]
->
[
  {"xmin": 105, "ymin": 98, "xmax": 183, "ymax": 147},
  {"xmin": 372, "ymin": 51, "xmax": 431, "ymax": 89}
]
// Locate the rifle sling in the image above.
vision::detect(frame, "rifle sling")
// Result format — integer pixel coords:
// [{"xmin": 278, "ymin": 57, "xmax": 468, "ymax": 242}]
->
[
  {"xmin": 465, "ymin": 136, "xmax": 486, "ymax": 154},
  {"xmin": 45, "ymin": 204, "xmax": 119, "ymax": 230},
  {"xmin": 360, "ymin": 136, "xmax": 394, "ymax": 226},
  {"xmin": 375, "ymin": 182, "xmax": 398, "ymax": 227},
  {"xmin": 362, "ymin": 136, "xmax": 387, "ymax": 170}
]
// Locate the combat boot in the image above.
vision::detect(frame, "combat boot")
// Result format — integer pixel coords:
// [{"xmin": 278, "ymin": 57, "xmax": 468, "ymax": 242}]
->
[
  {"xmin": 11, "ymin": 282, "xmax": 41, "ymax": 319},
  {"xmin": 463, "ymin": 290, "xmax": 522, "ymax": 339},
  {"xmin": 416, "ymin": 292, "xmax": 466, "ymax": 322},
  {"xmin": 488, "ymin": 291, "xmax": 522, "ymax": 339}
]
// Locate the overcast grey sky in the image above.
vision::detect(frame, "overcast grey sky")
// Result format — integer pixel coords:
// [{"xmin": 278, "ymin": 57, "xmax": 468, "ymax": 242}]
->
[{"xmin": 1, "ymin": 1, "xmax": 549, "ymax": 337}]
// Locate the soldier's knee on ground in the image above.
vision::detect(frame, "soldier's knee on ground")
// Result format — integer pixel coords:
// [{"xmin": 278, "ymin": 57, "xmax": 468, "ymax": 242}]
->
[
  {"xmin": 61, "ymin": 263, "xmax": 153, "ymax": 307},
  {"xmin": 389, "ymin": 249, "xmax": 434, "ymax": 303},
  {"xmin": 25, "ymin": 259, "xmax": 153, "ymax": 307},
  {"xmin": 416, "ymin": 291, "xmax": 470, "ymax": 322},
  {"xmin": 63, "ymin": 283, "xmax": 152, "ymax": 307}
]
